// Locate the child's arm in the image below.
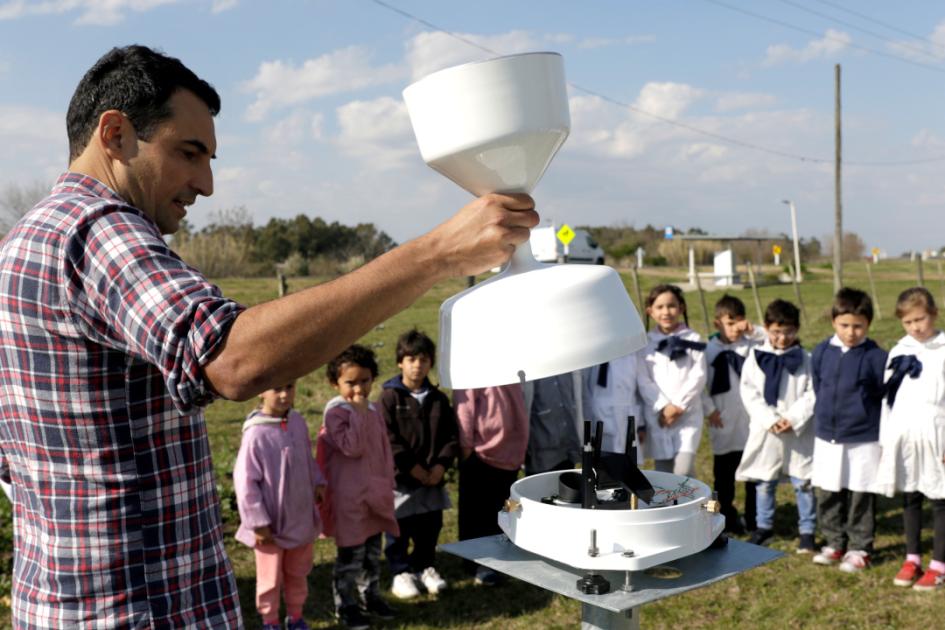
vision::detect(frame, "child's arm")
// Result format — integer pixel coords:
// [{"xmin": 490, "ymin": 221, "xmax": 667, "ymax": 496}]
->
[
  {"xmin": 739, "ymin": 351, "xmax": 781, "ymax": 431},
  {"xmin": 671, "ymin": 345, "xmax": 708, "ymax": 412},
  {"xmin": 780, "ymin": 356, "xmax": 816, "ymax": 434},
  {"xmin": 233, "ymin": 434, "xmax": 272, "ymax": 543},
  {"xmin": 323, "ymin": 404, "xmax": 367, "ymax": 458},
  {"xmin": 380, "ymin": 389, "xmax": 427, "ymax": 482},
  {"xmin": 635, "ymin": 352, "xmax": 673, "ymax": 428},
  {"xmin": 453, "ymin": 388, "xmax": 478, "ymax": 460}
]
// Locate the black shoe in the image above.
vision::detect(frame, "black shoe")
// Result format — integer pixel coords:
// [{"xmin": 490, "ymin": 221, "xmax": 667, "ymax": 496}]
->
[
  {"xmin": 364, "ymin": 595, "xmax": 396, "ymax": 620},
  {"xmin": 749, "ymin": 528, "xmax": 774, "ymax": 546},
  {"xmin": 337, "ymin": 605, "xmax": 371, "ymax": 630},
  {"xmin": 797, "ymin": 533, "xmax": 816, "ymax": 554}
]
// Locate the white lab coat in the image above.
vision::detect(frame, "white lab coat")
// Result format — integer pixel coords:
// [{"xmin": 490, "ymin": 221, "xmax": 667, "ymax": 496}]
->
[
  {"xmin": 637, "ymin": 326, "xmax": 707, "ymax": 460},
  {"xmin": 874, "ymin": 331, "xmax": 945, "ymax": 499},
  {"xmin": 735, "ymin": 342, "xmax": 816, "ymax": 482},
  {"xmin": 702, "ymin": 326, "xmax": 766, "ymax": 456},
  {"xmin": 583, "ymin": 351, "xmax": 645, "ymax": 464}
]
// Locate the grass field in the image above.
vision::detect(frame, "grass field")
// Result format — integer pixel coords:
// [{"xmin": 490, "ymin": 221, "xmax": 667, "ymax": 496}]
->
[{"xmin": 3, "ymin": 259, "xmax": 945, "ymax": 628}]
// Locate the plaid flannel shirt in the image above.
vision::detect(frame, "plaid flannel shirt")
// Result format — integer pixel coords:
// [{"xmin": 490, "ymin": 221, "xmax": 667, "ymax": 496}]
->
[{"xmin": 0, "ymin": 173, "xmax": 245, "ymax": 628}]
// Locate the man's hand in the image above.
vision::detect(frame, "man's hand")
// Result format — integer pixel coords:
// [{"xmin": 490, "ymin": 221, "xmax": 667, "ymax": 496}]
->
[
  {"xmin": 426, "ymin": 193, "xmax": 537, "ymax": 278},
  {"xmin": 254, "ymin": 526, "xmax": 274, "ymax": 546},
  {"xmin": 707, "ymin": 410, "xmax": 724, "ymax": 429}
]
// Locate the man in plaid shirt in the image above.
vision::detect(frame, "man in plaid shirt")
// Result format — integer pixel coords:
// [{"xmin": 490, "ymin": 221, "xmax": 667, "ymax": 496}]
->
[{"xmin": 0, "ymin": 46, "xmax": 537, "ymax": 627}]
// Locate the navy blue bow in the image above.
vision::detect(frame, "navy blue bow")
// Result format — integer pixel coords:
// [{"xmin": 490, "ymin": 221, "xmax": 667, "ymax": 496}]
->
[
  {"xmin": 656, "ymin": 336, "xmax": 707, "ymax": 361},
  {"xmin": 755, "ymin": 346, "xmax": 804, "ymax": 406},
  {"xmin": 710, "ymin": 350, "xmax": 746, "ymax": 396},
  {"xmin": 886, "ymin": 354, "xmax": 922, "ymax": 409}
]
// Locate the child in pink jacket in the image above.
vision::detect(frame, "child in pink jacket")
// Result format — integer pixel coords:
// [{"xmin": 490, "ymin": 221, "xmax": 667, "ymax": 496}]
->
[
  {"xmin": 317, "ymin": 344, "xmax": 399, "ymax": 628},
  {"xmin": 234, "ymin": 381, "xmax": 326, "ymax": 630}
]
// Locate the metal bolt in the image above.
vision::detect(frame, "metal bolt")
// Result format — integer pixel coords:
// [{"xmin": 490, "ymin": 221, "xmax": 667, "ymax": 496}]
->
[
  {"xmin": 622, "ymin": 550, "xmax": 635, "ymax": 558},
  {"xmin": 588, "ymin": 529, "xmax": 599, "ymax": 557}
]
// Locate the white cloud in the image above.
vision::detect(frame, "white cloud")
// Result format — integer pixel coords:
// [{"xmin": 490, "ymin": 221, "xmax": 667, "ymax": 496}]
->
[
  {"xmin": 333, "ymin": 96, "xmax": 414, "ymax": 169},
  {"xmin": 911, "ymin": 128, "xmax": 945, "ymax": 151},
  {"xmin": 887, "ymin": 20, "xmax": 945, "ymax": 62},
  {"xmin": 405, "ymin": 30, "xmax": 543, "ymax": 80},
  {"xmin": 241, "ymin": 46, "xmax": 404, "ymax": 122},
  {"xmin": 764, "ymin": 29, "xmax": 851, "ymax": 66},
  {"xmin": 210, "ymin": 0, "xmax": 236, "ymax": 13},
  {"xmin": 633, "ymin": 82, "xmax": 704, "ymax": 120},
  {"xmin": 266, "ymin": 110, "xmax": 325, "ymax": 148},
  {"xmin": 714, "ymin": 92, "xmax": 777, "ymax": 112},
  {"xmin": 0, "ymin": 0, "xmax": 183, "ymax": 25},
  {"xmin": 577, "ymin": 34, "xmax": 656, "ymax": 49},
  {"xmin": 0, "ymin": 106, "xmax": 67, "ymax": 187}
]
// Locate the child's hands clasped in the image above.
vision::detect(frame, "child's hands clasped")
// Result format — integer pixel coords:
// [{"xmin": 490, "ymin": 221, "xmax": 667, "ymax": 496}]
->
[
  {"xmin": 770, "ymin": 418, "xmax": 794, "ymax": 434},
  {"xmin": 707, "ymin": 410, "xmax": 724, "ymax": 429},
  {"xmin": 254, "ymin": 526, "xmax": 274, "ymax": 547},
  {"xmin": 660, "ymin": 404, "xmax": 684, "ymax": 427},
  {"xmin": 424, "ymin": 464, "xmax": 446, "ymax": 487}
]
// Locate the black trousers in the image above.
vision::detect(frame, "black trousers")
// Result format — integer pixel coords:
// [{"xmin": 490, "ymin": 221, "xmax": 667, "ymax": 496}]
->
[
  {"xmin": 458, "ymin": 453, "xmax": 519, "ymax": 573},
  {"xmin": 385, "ymin": 509, "xmax": 444, "ymax": 576},
  {"xmin": 903, "ymin": 491, "xmax": 945, "ymax": 562},
  {"xmin": 713, "ymin": 450, "xmax": 756, "ymax": 532},
  {"xmin": 815, "ymin": 487, "xmax": 875, "ymax": 552}
]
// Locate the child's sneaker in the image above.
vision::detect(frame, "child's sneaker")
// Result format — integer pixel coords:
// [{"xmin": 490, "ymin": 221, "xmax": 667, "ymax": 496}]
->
[
  {"xmin": 420, "ymin": 566, "xmax": 448, "ymax": 594},
  {"xmin": 796, "ymin": 534, "xmax": 816, "ymax": 554},
  {"xmin": 893, "ymin": 560, "xmax": 924, "ymax": 587},
  {"xmin": 748, "ymin": 528, "xmax": 773, "ymax": 546},
  {"xmin": 473, "ymin": 565, "xmax": 501, "ymax": 586},
  {"xmin": 391, "ymin": 571, "xmax": 421, "ymax": 599},
  {"xmin": 363, "ymin": 595, "xmax": 396, "ymax": 620},
  {"xmin": 337, "ymin": 605, "xmax": 371, "ymax": 630},
  {"xmin": 838, "ymin": 550, "xmax": 870, "ymax": 573},
  {"xmin": 912, "ymin": 568, "xmax": 945, "ymax": 591},
  {"xmin": 812, "ymin": 546, "xmax": 844, "ymax": 566}
]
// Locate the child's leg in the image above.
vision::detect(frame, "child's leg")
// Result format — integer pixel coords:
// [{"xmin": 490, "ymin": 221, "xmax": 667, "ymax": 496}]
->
[
  {"xmin": 846, "ymin": 491, "xmax": 876, "ymax": 553},
  {"xmin": 791, "ymin": 477, "xmax": 817, "ymax": 536},
  {"xmin": 333, "ymin": 542, "xmax": 367, "ymax": 612},
  {"xmin": 673, "ymin": 451, "xmax": 696, "ymax": 477},
  {"xmin": 932, "ymin": 498, "xmax": 945, "ymax": 564},
  {"xmin": 385, "ymin": 515, "xmax": 415, "ymax": 577},
  {"xmin": 744, "ymin": 480, "xmax": 757, "ymax": 531},
  {"xmin": 713, "ymin": 452, "xmax": 740, "ymax": 531},
  {"xmin": 254, "ymin": 543, "xmax": 285, "ymax": 624},
  {"xmin": 754, "ymin": 479, "xmax": 778, "ymax": 532},
  {"xmin": 903, "ymin": 491, "xmax": 925, "ymax": 559},
  {"xmin": 458, "ymin": 453, "xmax": 517, "ymax": 573},
  {"xmin": 653, "ymin": 459, "xmax": 673, "ymax": 473},
  {"xmin": 361, "ymin": 533, "xmax": 385, "ymax": 600},
  {"xmin": 411, "ymin": 509, "xmax": 444, "ymax": 571},
  {"xmin": 815, "ymin": 487, "xmax": 848, "ymax": 551},
  {"xmin": 282, "ymin": 542, "xmax": 314, "ymax": 621}
]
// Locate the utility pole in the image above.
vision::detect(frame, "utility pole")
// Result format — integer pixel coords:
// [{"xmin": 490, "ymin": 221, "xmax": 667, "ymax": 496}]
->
[{"xmin": 833, "ymin": 64, "xmax": 843, "ymax": 293}]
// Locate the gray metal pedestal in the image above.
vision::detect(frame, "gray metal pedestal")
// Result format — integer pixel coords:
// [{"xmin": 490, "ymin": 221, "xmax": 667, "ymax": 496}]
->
[{"xmin": 441, "ymin": 535, "xmax": 783, "ymax": 629}]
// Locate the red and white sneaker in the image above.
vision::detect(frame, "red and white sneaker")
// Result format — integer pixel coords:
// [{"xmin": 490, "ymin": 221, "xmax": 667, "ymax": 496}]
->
[
  {"xmin": 812, "ymin": 546, "xmax": 844, "ymax": 566},
  {"xmin": 893, "ymin": 561, "xmax": 923, "ymax": 587},
  {"xmin": 838, "ymin": 550, "xmax": 870, "ymax": 573},
  {"xmin": 912, "ymin": 568, "xmax": 945, "ymax": 591}
]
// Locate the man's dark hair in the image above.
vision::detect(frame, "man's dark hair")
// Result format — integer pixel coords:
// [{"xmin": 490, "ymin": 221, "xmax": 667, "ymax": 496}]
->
[
  {"xmin": 831, "ymin": 287, "xmax": 873, "ymax": 323},
  {"xmin": 714, "ymin": 294, "xmax": 746, "ymax": 319},
  {"xmin": 326, "ymin": 344, "xmax": 379, "ymax": 384},
  {"xmin": 66, "ymin": 45, "xmax": 221, "ymax": 161},
  {"xmin": 764, "ymin": 299, "xmax": 801, "ymax": 328},
  {"xmin": 396, "ymin": 328, "xmax": 436, "ymax": 367}
]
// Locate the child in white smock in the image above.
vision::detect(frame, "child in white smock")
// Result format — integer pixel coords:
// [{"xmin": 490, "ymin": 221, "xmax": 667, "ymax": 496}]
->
[
  {"xmin": 584, "ymin": 352, "xmax": 645, "ymax": 465},
  {"xmin": 637, "ymin": 284, "xmax": 707, "ymax": 477}
]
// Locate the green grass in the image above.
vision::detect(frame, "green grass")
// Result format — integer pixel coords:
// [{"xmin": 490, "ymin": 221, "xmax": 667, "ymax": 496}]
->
[{"xmin": 3, "ymin": 260, "xmax": 945, "ymax": 628}]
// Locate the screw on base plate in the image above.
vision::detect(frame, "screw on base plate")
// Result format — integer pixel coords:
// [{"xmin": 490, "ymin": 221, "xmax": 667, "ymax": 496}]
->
[{"xmin": 576, "ymin": 572, "xmax": 610, "ymax": 595}]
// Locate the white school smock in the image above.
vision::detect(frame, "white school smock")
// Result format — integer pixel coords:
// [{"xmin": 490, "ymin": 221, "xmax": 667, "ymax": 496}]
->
[
  {"xmin": 702, "ymin": 326, "xmax": 766, "ymax": 456},
  {"xmin": 811, "ymin": 335, "xmax": 881, "ymax": 493},
  {"xmin": 583, "ymin": 351, "xmax": 645, "ymax": 465},
  {"xmin": 637, "ymin": 326, "xmax": 707, "ymax": 460},
  {"xmin": 874, "ymin": 331, "xmax": 945, "ymax": 500},
  {"xmin": 735, "ymin": 341, "xmax": 816, "ymax": 483}
]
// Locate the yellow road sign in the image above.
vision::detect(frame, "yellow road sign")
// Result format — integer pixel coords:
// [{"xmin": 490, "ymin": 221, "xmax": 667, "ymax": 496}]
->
[
  {"xmin": 557, "ymin": 224, "xmax": 575, "ymax": 246},
  {"xmin": 871, "ymin": 247, "xmax": 880, "ymax": 256},
  {"xmin": 772, "ymin": 244, "xmax": 782, "ymax": 255}
]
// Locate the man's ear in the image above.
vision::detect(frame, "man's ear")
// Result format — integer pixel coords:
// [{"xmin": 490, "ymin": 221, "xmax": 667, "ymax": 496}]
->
[{"xmin": 98, "ymin": 110, "xmax": 128, "ymax": 159}]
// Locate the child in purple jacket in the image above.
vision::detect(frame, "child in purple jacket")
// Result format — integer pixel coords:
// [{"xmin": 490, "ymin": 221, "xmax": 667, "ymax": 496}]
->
[{"xmin": 234, "ymin": 381, "xmax": 326, "ymax": 630}]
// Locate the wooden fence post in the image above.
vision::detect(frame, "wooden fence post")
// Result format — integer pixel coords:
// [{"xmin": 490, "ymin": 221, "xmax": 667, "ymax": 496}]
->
[
  {"xmin": 866, "ymin": 261, "xmax": 882, "ymax": 320},
  {"xmin": 787, "ymin": 262, "xmax": 809, "ymax": 326},
  {"xmin": 745, "ymin": 261, "xmax": 764, "ymax": 324}
]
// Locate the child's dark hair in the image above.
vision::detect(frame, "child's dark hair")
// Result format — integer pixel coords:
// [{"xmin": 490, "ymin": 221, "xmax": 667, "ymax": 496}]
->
[
  {"xmin": 831, "ymin": 287, "xmax": 873, "ymax": 323},
  {"xmin": 396, "ymin": 328, "xmax": 436, "ymax": 366},
  {"xmin": 895, "ymin": 287, "xmax": 938, "ymax": 319},
  {"xmin": 326, "ymin": 344, "xmax": 379, "ymax": 384},
  {"xmin": 714, "ymin": 294, "xmax": 746, "ymax": 320},
  {"xmin": 645, "ymin": 283, "xmax": 688, "ymax": 328},
  {"xmin": 764, "ymin": 299, "xmax": 801, "ymax": 329}
]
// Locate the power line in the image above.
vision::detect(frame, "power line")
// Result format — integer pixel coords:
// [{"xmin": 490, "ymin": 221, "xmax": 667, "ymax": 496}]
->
[
  {"xmin": 367, "ymin": 0, "xmax": 945, "ymax": 166},
  {"xmin": 775, "ymin": 0, "xmax": 945, "ymax": 63},
  {"xmin": 702, "ymin": 0, "xmax": 945, "ymax": 74},
  {"xmin": 811, "ymin": 0, "xmax": 945, "ymax": 55}
]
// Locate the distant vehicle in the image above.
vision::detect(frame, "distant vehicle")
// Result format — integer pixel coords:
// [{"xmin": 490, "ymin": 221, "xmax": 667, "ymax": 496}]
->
[{"xmin": 530, "ymin": 225, "xmax": 606, "ymax": 264}]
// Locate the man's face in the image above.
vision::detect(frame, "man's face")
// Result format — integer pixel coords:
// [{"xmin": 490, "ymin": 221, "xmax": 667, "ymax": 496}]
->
[
  {"xmin": 119, "ymin": 89, "xmax": 216, "ymax": 234},
  {"xmin": 832, "ymin": 313, "xmax": 870, "ymax": 348}
]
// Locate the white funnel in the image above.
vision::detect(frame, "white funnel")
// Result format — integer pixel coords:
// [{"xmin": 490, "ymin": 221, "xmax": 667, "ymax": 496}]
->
[{"xmin": 403, "ymin": 52, "xmax": 647, "ymax": 389}]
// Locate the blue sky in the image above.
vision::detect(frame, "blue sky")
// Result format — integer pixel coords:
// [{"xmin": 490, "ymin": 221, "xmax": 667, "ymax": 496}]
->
[{"xmin": 1, "ymin": 0, "xmax": 944, "ymax": 256}]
